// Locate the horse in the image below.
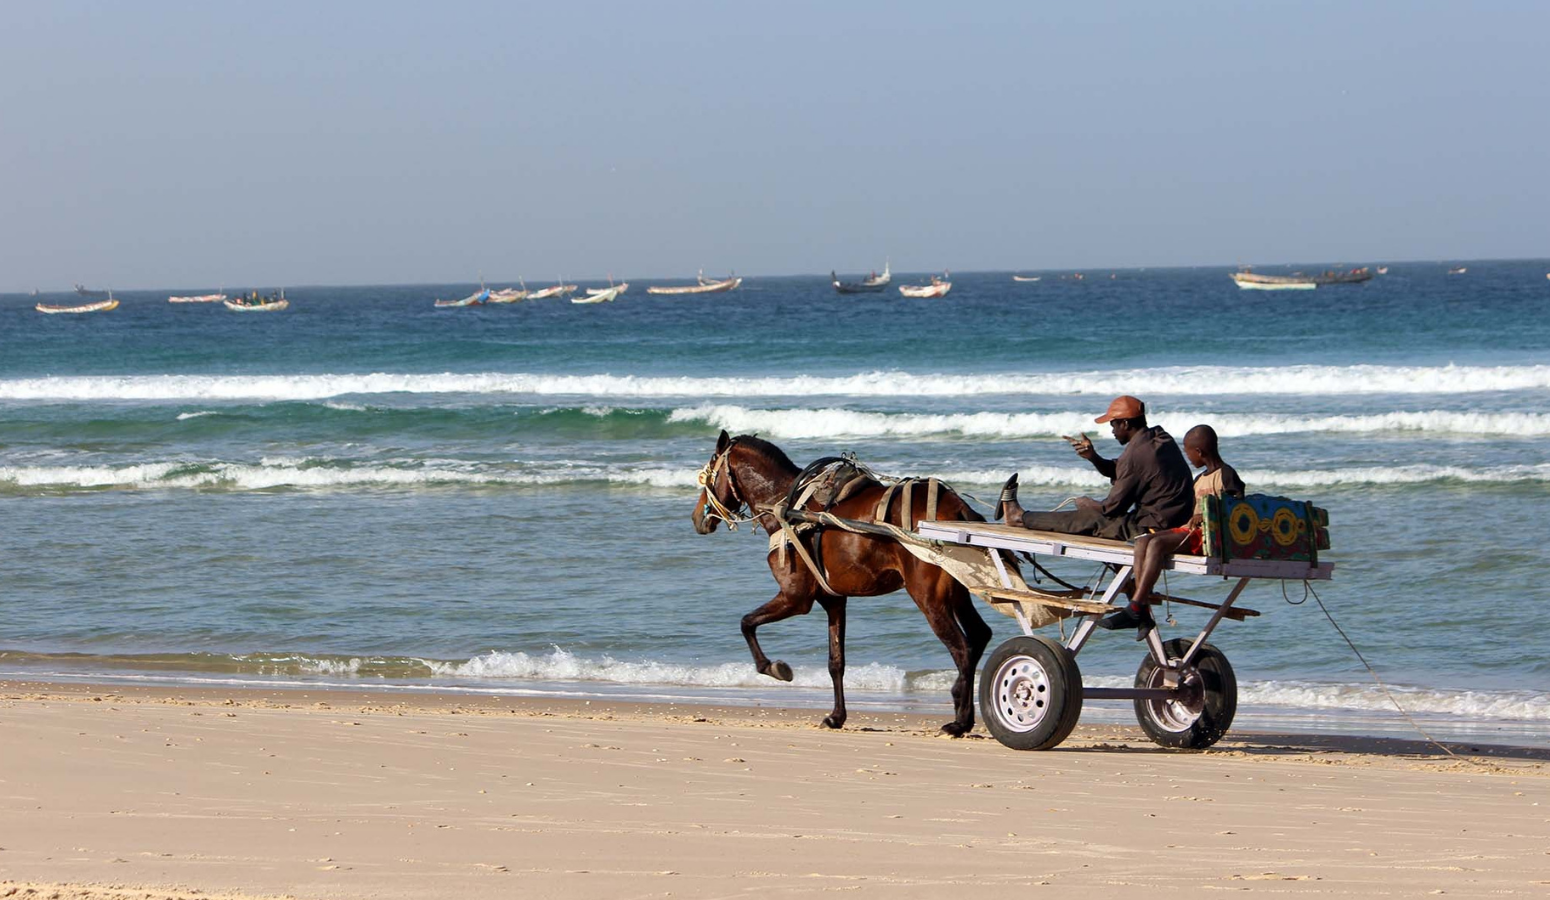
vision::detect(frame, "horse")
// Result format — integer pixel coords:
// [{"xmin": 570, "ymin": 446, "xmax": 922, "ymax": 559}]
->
[{"xmin": 690, "ymin": 430, "xmax": 993, "ymax": 735}]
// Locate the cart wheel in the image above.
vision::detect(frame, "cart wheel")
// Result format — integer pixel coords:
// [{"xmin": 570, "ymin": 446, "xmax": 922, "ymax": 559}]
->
[
  {"xmin": 978, "ymin": 636, "xmax": 1083, "ymax": 751},
  {"xmin": 1133, "ymin": 638, "xmax": 1237, "ymax": 750}
]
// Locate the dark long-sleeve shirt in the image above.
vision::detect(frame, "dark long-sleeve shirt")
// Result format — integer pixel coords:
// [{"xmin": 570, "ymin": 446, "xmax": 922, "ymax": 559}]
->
[{"xmin": 1087, "ymin": 425, "xmax": 1195, "ymax": 530}]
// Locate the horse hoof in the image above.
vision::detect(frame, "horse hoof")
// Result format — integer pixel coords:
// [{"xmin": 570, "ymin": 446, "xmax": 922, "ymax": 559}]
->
[
  {"xmin": 767, "ymin": 660, "xmax": 794, "ymax": 682},
  {"xmin": 821, "ymin": 715, "xmax": 846, "ymax": 730},
  {"xmin": 940, "ymin": 722, "xmax": 968, "ymax": 738}
]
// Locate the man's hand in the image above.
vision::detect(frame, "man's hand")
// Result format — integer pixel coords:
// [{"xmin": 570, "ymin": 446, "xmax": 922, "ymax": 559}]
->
[
  {"xmin": 1074, "ymin": 496, "xmax": 1100, "ymax": 512},
  {"xmin": 1063, "ymin": 432, "xmax": 1098, "ymax": 461}
]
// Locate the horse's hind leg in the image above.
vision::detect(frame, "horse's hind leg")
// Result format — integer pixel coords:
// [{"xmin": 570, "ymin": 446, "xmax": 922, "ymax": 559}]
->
[
  {"xmin": 952, "ymin": 582, "xmax": 993, "ymax": 732},
  {"xmin": 741, "ymin": 591, "xmax": 815, "ymax": 682},
  {"xmin": 816, "ymin": 594, "xmax": 848, "ymax": 729},
  {"xmin": 907, "ymin": 570, "xmax": 979, "ymax": 736}
]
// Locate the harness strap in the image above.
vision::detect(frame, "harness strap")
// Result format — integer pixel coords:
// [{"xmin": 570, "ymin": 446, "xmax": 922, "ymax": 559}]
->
[
  {"xmin": 900, "ymin": 479, "xmax": 915, "ymax": 531},
  {"xmin": 926, "ymin": 477, "xmax": 940, "ymax": 524},
  {"xmin": 873, "ymin": 482, "xmax": 900, "ymax": 524}
]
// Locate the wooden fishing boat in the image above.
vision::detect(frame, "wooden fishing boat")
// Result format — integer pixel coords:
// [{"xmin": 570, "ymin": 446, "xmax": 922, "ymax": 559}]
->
[
  {"xmin": 1376, "ymin": 266, "xmax": 1389, "ymax": 275},
  {"xmin": 1012, "ymin": 275, "xmax": 1041, "ymax": 282},
  {"xmin": 572, "ymin": 285, "xmax": 622, "ymax": 304},
  {"xmin": 74, "ymin": 284, "xmax": 109, "ymax": 298},
  {"xmin": 225, "ymin": 291, "xmax": 289, "ymax": 312},
  {"xmin": 898, "ymin": 273, "xmax": 951, "ymax": 298},
  {"xmin": 527, "ymin": 279, "xmax": 578, "ymax": 300},
  {"xmin": 433, "ymin": 287, "xmax": 490, "ymax": 308},
  {"xmin": 586, "ymin": 278, "xmax": 628, "ymax": 297},
  {"xmin": 168, "ymin": 292, "xmax": 227, "ymax": 303},
  {"xmin": 1312, "ymin": 267, "xmax": 1373, "ymax": 285},
  {"xmin": 37, "ymin": 296, "xmax": 118, "ymax": 314},
  {"xmin": 1230, "ymin": 271, "xmax": 1317, "ymax": 291},
  {"xmin": 487, "ymin": 288, "xmax": 528, "ymax": 303},
  {"xmin": 832, "ymin": 260, "xmax": 890, "ymax": 294},
  {"xmin": 1448, "ymin": 267, "xmax": 1467, "ymax": 275},
  {"xmin": 646, "ymin": 271, "xmax": 742, "ymax": 295}
]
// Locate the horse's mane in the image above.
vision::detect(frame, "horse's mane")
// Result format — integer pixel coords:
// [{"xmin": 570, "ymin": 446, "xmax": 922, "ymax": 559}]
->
[{"xmin": 733, "ymin": 434, "xmax": 799, "ymax": 474}]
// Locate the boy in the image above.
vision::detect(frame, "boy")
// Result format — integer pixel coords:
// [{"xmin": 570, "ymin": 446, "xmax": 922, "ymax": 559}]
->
[{"xmin": 1098, "ymin": 424, "xmax": 1245, "ymax": 636}]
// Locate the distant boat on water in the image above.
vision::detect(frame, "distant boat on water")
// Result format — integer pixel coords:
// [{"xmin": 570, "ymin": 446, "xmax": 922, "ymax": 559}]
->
[
  {"xmin": 586, "ymin": 276, "xmax": 628, "ymax": 297},
  {"xmin": 1012, "ymin": 275, "xmax": 1041, "ymax": 282},
  {"xmin": 434, "ymin": 287, "xmax": 489, "ymax": 308},
  {"xmin": 573, "ymin": 285, "xmax": 622, "ymax": 304},
  {"xmin": 38, "ymin": 293, "xmax": 118, "ymax": 314},
  {"xmin": 528, "ymin": 279, "xmax": 578, "ymax": 300},
  {"xmin": 1230, "ymin": 270, "xmax": 1317, "ymax": 291},
  {"xmin": 647, "ymin": 271, "xmax": 742, "ymax": 295},
  {"xmin": 832, "ymin": 260, "xmax": 891, "ymax": 293},
  {"xmin": 1376, "ymin": 266, "xmax": 1389, "ymax": 275},
  {"xmin": 1448, "ymin": 266, "xmax": 1468, "ymax": 275},
  {"xmin": 1312, "ymin": 267, "xmax": 1373, "ymax": 285},
  {"xmin": 168, "ymin": 292, "xmax": 227, "ymax": 303},
  {"xmin": 487, "ymin": 287, "xmax": 528, "ymax": 303},
  {"xmin": 74, "ymin": 283, "xmax": 109, "ymax": 298},
  {"xmin": 226, "ymin": 290, "xmax": 288, "ymax": 312},
  {"xmin": 899, "ymin": 273, "xmax": 951, "ymax": 298}
]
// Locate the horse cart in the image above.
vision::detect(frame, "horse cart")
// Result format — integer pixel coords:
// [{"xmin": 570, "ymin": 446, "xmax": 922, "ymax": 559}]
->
[
  {"xmin": 692, "ymin": 433, "xmax": 1332, "ymax": 752},
  {"xmin": 916, "ymin": 508, "xmax": 1332, "ymax": 751}
]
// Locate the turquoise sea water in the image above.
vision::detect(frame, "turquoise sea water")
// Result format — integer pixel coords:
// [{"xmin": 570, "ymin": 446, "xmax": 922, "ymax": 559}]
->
[{"xmin": 3, "ymin": 263, "xmax": 1548, "ymax": 745}]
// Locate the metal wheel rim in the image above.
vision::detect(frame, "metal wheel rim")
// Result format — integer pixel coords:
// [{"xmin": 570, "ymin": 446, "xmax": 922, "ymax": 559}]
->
[
  {"xmin": 1142, "ymin": 664, "xmax": 1205, "ymax": 733},
  {"xmin": 990, "ymin": 653, "xmax": 1054, "ymax": 733}
]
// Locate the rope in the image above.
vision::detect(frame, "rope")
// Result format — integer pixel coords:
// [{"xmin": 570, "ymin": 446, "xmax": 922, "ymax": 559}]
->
[{"xmin": 1295, "ymin": 579, "xmax": 1492, "ymax": 767}]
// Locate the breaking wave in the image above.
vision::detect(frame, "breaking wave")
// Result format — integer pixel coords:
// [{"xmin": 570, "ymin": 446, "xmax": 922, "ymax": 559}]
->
[
  {"xmin": 5, "ymin": 647, "xmax": 1546, "ymax": 722},
  {"xmin": 3, "ymin": 458, "xmax": 1549, "ymax": 494},
  {"xmin": 670, "ymin": 405, "xmax": 1550, "ymax": 440},
  {"xmin": 4, "ymin": 363, "xmax": 1550, "ymax": 401}
]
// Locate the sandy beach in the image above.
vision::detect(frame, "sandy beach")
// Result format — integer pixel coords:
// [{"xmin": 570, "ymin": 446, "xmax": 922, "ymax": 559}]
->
[{"xmin": 2, "ymin": 682, "xmax": 1546, "ymax": 899}]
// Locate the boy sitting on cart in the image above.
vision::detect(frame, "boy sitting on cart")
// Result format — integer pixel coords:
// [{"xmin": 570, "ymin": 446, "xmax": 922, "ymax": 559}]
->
[{"xmin": 1113, "ymin": 424, "xmax": 1245, "ymax": 634}]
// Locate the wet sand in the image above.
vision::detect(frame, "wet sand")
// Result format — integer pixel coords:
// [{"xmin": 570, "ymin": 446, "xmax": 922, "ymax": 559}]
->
[{"xmin": 3, "ymin": 681, "xmax": 1547, "ymax": 898}]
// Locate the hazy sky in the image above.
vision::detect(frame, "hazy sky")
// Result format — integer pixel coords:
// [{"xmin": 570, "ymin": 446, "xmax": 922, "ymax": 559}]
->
[{"xmin": 2, "ymin": 1, "xmax": 1547, "ymax": 290}]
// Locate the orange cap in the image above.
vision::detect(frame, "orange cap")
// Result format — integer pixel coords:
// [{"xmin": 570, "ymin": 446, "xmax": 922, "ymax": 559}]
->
[{"xmin": 1095, "ymin": 395, "xmax": 1145, "ymax": 424}]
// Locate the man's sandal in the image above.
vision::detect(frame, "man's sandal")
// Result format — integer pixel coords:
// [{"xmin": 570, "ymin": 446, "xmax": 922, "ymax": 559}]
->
[{"xmin": 994, "ymin": 473, "xmax": 1019, "ymax": 520}]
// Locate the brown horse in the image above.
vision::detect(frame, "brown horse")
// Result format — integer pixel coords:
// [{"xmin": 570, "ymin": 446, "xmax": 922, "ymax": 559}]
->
[{"xmin": 691, "ymin": 430, "xmax": 993, "ymax": 735}]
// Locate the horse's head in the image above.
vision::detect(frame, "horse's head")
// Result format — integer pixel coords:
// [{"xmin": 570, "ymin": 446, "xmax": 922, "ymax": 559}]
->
[{"xmin": 692, "ymin": 430, "xmax": 744, "ymax": 534}]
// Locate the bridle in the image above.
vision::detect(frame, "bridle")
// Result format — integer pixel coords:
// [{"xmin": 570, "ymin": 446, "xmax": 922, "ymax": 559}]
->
[{"xmin": 696, "ymin": 440, "xmax": 759, "ymax": 530}]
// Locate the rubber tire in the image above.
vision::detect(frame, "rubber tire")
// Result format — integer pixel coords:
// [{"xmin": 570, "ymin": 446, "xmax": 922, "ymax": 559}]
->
[
  {"xmin": 978, "ymin": 636, "xmax": 1083, "ymax": 751},
  {"xmin": 1133, "ymin": 638, "xmax": 1237, "ymax": 750}
]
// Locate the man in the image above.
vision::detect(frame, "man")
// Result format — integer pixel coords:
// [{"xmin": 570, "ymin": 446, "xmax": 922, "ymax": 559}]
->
[{"xmin": 999, "ymin": 395, "xmax": 1194, "ymax": 542}]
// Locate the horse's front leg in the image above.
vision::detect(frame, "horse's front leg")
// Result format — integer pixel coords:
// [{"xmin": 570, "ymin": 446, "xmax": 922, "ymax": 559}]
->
[
  {"xmin": 817, "ymin": 594, "xmax": 848, "ymax": 729},
  {"xmin": 741, "ymin": 591, "xmax": 815, "ymax": 682}
]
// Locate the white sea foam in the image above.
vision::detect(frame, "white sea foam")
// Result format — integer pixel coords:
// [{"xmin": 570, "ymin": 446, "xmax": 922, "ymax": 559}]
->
[
  {"xmin": 428, "ymin": 647, "xmax": 910, "ymax": 692},
  {"xmin": 4, "ymin": 364, "xmax": 1550, "ymax": 401},
  {"xmin": 0, "ymin": 460, "xmax": 702, "ymax": 491},
  {"xmin": 3, "ymin": 459, "xmax": 1548, "ymax": 492},
  {"xmin": 671, "ymin": 405, "xmax": 1550, "ymax": 440},
  {"xmin": 422, "ymin": 649, "xmax": 1550, "ymax": 722},
  {"xmin": 175, "ymin": 410, "xmax": 217, "ymax": 421}
]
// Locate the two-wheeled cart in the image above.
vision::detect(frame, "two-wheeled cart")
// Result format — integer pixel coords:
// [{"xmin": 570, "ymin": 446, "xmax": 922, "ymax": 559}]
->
[{"xmin": 916, "ymin": 518, "xmax": 1333, "ymax": 751}]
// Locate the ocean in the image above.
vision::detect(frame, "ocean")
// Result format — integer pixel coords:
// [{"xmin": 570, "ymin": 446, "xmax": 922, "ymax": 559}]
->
[{"xmin": 3, "ymin": 262, "xmax": 1548, "ymax": 747}]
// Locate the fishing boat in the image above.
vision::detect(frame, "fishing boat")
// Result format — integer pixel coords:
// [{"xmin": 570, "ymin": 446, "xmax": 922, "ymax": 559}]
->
[
  {"xmin": 646, "ymin": 270, "xmax": 742, "ymax": 295},
  {"xmin": 74, "ymin": 284, "xmax": 109, "ymax": 298},
  {"xmin": 37, "ymin": 294, "xmax": 118, "ymax": 314},
  {"xmin": 1376, "ymin": 266, "xmax": 1389, "ymax": 275},
  {"xmin": 832, "ymin": 260, "xmax": 891, "ymax": 294},
  {"xmin": 1230, "ymin": 270, "xmax": 1317, "ymax": 291},
  {"xmin": 528, "ymin": 278, "xmax": 578, "ymax": 300},
  {"xmin": 487, "ymin": 287, "xmax": 528, "ymax": 303},
  {"xmin": 586, "ymin": 277, "xmax": 628, "ymax": 297},
  {"xmin": 899, "ymin": 273, "xmax": 952, "ymax": 298},
  {"xmin": 434, "ymin": 282, "xmax": 491, "ymax": 307},
  {"xmin": 1012, "ymin": 275, "xmax": 1041, "ymax": 282},
  {"xmin": 168, "ymin": 292, "xmax": 227, "ymax": 303},
  {"xmin": 572, "ymin": 285, "xmax": 622, "ymax": 304},
  {"xmin": 1448, "ymin": 266, "xmax": 1467, "ymax": 275},
  {"xmin": 1312, "ymin": 267, "xmax": 1373, "ymax": 285},
  {"xmin": 225, "ymin": 290, "xmax": 289, "ymax": 312}
]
